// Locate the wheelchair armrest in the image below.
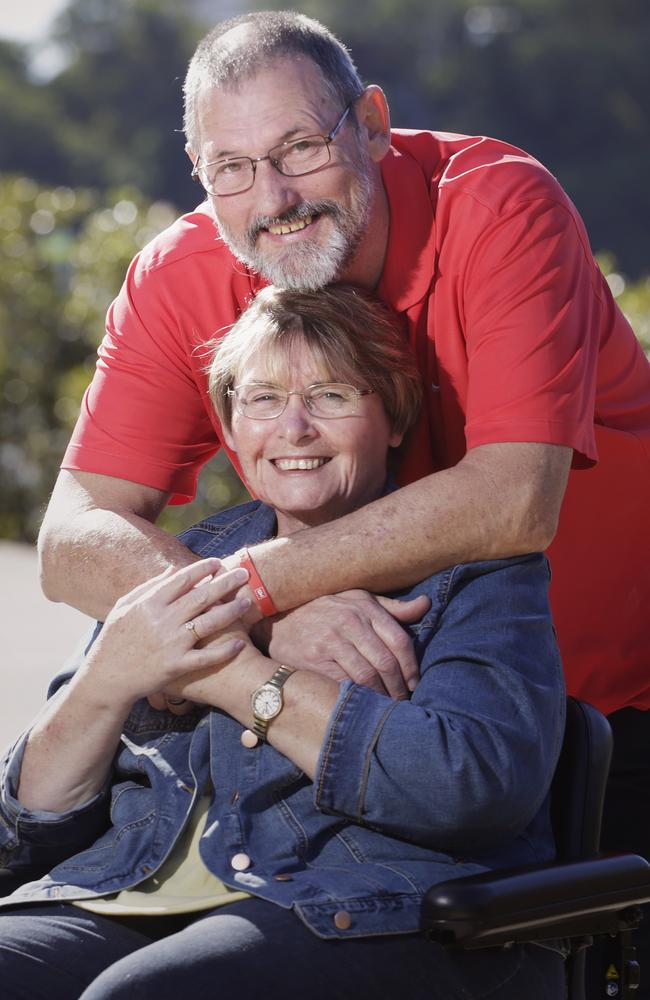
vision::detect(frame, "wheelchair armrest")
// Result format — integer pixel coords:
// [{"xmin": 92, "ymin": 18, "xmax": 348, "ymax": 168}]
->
[{"xmin": 421, "ymin": 853, "xmax": 650, "ymax": 948}]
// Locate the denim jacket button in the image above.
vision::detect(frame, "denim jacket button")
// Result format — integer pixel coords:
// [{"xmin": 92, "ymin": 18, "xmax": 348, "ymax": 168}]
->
[
  {"xmin": 241, "ymin": 729, "xmax": 259, "ymax": 748},
  {"xmin": 231, "ymin": 852, "xmax": 251, "ymax": 871},
  {"xmin": 334, "ymin": 910, "xmax": 352, "ymax": 930}
]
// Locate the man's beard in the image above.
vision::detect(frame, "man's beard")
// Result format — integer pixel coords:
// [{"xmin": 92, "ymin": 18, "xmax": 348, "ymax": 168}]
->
[{"xmin": 213, "ymin": 172, "xmax": 373, "ymax": 291}]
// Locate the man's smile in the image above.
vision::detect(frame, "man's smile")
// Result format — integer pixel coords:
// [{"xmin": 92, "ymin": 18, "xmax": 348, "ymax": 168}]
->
[{"xmin": 265, "ymin": 214, "xmax": 314, "ymax": 236}]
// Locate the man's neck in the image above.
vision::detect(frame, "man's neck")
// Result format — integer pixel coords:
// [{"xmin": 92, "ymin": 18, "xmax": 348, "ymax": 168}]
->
[{"xmin": 340, "ymin": 174, "xmax": 390, "ymax": 291}]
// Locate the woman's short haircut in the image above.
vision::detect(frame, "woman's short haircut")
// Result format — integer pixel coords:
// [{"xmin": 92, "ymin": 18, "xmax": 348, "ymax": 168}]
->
[
  {"xmin": 208, "ymin": 284, "xmax": 423, "ymax": 437},
  {"xmin": 184, "ymin": 11, "xmax": 364, "ymax": 151}
]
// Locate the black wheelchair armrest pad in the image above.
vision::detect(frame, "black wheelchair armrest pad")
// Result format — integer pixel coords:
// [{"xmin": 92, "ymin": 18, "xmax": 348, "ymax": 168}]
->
[{"xmin": 421, "ymin": 854, "xmax": 650, "ymax": 947}]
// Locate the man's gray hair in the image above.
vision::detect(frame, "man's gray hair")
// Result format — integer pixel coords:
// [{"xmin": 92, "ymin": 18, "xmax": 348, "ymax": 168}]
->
[{"xmin": 183, "ymin": 10, "xmax": 364, "ymax": 151}]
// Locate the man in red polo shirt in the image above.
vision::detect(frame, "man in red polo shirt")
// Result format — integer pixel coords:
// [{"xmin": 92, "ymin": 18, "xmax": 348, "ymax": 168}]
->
[{"xmin": 39, "ymin": 9, "xmax": 650, "ymax": 971}]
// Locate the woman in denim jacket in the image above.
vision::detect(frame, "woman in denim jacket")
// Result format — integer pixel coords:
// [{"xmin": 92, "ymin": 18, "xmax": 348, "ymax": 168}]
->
[{"xmin": 0, "ymin": 286, "xmax": 565, "ymax": 999}]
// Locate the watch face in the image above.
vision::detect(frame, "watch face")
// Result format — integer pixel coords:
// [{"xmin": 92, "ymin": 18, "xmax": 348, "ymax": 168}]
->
[{"xmin": 253, "ymin": 685, "xmax": 282, "ymax": 721}]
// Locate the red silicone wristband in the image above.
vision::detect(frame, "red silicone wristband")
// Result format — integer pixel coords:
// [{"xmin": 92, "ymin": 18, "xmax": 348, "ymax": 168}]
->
[{"xmin": 238, "ymin": 548, "xmax": 278, "ymax": 617}]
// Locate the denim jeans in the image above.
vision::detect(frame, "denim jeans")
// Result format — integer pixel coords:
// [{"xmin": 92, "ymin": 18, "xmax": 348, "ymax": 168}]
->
[{"xmin": 0, "ymin": 898, "xmax": 564, "ymax": 1000}]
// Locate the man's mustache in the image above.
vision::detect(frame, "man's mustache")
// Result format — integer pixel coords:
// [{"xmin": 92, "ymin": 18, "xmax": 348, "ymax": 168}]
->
[{"xmin": 247, "ymin": 201, "xmax": 340, "ymax": 241}]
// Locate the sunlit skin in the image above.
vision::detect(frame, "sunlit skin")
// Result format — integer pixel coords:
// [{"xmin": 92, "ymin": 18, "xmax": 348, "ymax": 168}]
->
[
  {"xmin": 222, "ymin": 340, "xmax": 403, "ymax": 536},
  {"xmin": 186, "ymin": 55, "xmax": 392, "ymax": 290}
]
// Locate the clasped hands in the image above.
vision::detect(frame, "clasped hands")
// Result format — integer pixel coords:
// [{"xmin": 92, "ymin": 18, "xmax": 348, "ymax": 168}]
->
[{"xmin": 94, "ymin": 557, "xmax": 430, "ymax": 716}]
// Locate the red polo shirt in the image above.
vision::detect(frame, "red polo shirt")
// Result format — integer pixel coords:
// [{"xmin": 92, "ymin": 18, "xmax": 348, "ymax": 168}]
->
[{"xmin": 63, "ymin": 130, "xmax": 650, "ymax": 715}]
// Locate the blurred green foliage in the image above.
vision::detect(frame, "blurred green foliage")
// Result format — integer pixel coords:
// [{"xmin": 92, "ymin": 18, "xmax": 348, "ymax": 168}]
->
[
  {"xmin": 0, "ymin": 176, "xmax": 248, "ymax": 541},
  {"xmin": 1, "ymin": 0, "xmax": 649, "ymax": 542}
]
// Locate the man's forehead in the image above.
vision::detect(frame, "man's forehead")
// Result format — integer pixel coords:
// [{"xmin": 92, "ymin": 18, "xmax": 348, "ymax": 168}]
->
[
  {"xmin": 199, "ymin": 54, "xmax": 329, "ymax": 109},
  {"xmin": 196, "ymin": 59, "xmax": 336, "ymax": 154}
]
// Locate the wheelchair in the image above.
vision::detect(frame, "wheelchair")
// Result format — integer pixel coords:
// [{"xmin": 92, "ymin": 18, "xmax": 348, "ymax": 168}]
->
[{"xmin": 422, "ymin": 698, "xmax": 650, "ymax": 999}]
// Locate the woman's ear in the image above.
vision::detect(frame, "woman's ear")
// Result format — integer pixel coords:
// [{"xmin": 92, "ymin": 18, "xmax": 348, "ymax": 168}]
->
[
  {"xmin": 389, "ymin": 427, "xmax": 404, "ymax": 449},
  {"xmin": 355, "ymin": 86, "xmax": 391, "ymax": 163}
]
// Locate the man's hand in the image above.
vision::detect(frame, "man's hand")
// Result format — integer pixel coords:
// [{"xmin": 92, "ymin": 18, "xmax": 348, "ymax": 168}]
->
[{"xmin": 255, "ymin": 590, "xmax": 430, "ymax": 699}]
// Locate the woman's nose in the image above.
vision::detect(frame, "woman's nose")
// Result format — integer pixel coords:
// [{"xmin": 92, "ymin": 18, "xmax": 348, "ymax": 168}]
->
[{"xmin": 277, "ymin": 394, "xmax": 318, "ymax": 442}]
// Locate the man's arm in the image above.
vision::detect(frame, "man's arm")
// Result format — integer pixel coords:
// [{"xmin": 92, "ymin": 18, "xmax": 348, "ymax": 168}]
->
[
  {"xmin": 40, "ymin": 440, "xmax": 571, "ymax": 621},
  {"xmin": 242, "ymin": 440, "xmax": 572, "ymax": 608},
  {"xmin": 38, "ymin": 469, "xmax": 200, "ymax": 620}
]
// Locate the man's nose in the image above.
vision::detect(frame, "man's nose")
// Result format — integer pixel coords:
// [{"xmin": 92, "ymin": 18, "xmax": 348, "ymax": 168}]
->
[{"xmin": 252, "ymin": 160, "xmax": 298, "ymax": 219}]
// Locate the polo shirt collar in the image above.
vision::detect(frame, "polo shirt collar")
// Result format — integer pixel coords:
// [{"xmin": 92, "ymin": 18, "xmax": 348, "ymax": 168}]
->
[{"xmin": 377, "ymin": 143, "xmax": 437, "ymax": 312}]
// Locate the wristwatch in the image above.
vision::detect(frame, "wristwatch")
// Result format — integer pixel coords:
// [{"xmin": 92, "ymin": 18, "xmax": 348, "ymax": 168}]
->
[{"xmin": 250, "ymin": 665, "xmax": 295, "ymax": 741}]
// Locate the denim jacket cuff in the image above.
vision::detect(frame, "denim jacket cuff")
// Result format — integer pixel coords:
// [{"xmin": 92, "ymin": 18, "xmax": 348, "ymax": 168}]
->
[
  {"xmin": 314, "ymin": 681, "xmax": 398, "ymax": 820},
  {"xmin": 1, "ymin": 729, "xmax": 108, "ymax": 828}
]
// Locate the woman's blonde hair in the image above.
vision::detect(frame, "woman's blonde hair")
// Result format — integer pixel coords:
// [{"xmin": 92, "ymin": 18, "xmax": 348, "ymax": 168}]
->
[{"xmin": 208, "ymin": 284, "xmax": 422, "ymax": 434}]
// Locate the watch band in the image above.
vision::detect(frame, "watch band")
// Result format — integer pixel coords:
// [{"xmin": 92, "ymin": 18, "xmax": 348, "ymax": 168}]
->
[{"xmin": 251, "ymin": 665, "xmax": 295, "ymax": 741}]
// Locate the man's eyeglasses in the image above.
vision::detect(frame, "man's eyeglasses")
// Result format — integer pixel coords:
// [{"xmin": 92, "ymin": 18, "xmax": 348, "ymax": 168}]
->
[
  {"xmin": 192, "ymin": 105, "xmax": 352, "ymax": 197},
  {"xmin": 227, "ymin": 382, "xmax": 373, "ymax": 420}
]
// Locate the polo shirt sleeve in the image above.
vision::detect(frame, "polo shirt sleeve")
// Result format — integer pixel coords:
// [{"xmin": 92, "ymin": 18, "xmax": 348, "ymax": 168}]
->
[
  {"xmin": 461, "ymin": 194, "xmax": 603, "ymax": 465},
  {"xmin": 62, "ymin": 255, "xmax": 221, "ymax": 503}
]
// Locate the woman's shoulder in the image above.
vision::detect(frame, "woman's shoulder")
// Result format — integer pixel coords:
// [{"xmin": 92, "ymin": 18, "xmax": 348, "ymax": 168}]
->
[{"xmin": 399, "ymin": 552, "xmax": 550, "ymax": 632}]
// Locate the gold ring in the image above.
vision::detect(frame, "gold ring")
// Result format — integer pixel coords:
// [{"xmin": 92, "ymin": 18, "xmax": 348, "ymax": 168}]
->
[{"xmin": 185, "ymin": 620, "xmax": 200, "ymax": 642}]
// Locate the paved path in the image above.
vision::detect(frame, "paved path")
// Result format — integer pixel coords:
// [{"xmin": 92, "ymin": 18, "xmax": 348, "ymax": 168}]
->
[{"xmin": 0, "ymin": 542, "xmax": 91, "ymax": 749}]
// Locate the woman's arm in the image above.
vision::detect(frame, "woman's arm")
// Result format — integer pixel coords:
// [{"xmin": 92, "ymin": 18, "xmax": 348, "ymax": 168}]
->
[
  {"xmin": 165, "ymin": 641, "xmax": 340, "ymax": 778},
  {"xmin": 171, "ymin": 554, "xmax": 564, "ymax": 850},
  {"xmin": 16, "ymin": 560, "xmax": 250, "ymax": 812},
  {"xmin": 314, "ymin": 554, "xmax": 565, "ymax": 848}
]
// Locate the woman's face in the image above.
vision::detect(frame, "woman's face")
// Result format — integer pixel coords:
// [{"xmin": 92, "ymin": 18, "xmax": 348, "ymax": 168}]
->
[{"xmin": 223, "ymin": 339, "xmax": 403, "ymax": 536}]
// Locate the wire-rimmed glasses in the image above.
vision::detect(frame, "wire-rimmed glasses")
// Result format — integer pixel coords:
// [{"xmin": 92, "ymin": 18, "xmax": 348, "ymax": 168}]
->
[
  {"xmin": 227, "ymin": 382, "xmax": 374, "ymax": 420},
  {"xmin": 191, "ymin": 105, "xmax": 352, "ymax": 196}
]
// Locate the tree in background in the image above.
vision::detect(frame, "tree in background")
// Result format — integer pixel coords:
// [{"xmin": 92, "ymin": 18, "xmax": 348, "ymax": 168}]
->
[
  {"xmin": 287, "ymin": 0, "xmax": 650, "ymax": 278},
  {"xmin": 0, "ymin": 176, "xmax": 247, "ymax": 542},
  {"xmin": 0, "ymin": 0, "xmax": 200, "ymax": 210}
]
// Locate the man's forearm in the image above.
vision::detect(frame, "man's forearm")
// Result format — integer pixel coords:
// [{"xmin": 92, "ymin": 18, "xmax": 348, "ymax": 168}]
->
[
  {"xmin": 39, "ymin": 507, "xmax": 199, "ymax": 619},
  {"xmin": 246, "ymin": 442, "xmax": 572, "ymax": 612},
  {"xmin": 38, "ymin": 470, "xmax": 199, "ymax": 619},
  {"xmin": 40, "ymin": 442, "xmax": 570, "ymax": 622}
]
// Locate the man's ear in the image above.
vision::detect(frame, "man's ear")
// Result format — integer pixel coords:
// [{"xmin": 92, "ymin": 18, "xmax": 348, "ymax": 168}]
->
[
  {"xmin": 185, "ymin": 143, "xmax": 198, "ymax": 167},
  {"xmin": 355, "ymin": 86, "xmax": 391, "ymax": 163}
]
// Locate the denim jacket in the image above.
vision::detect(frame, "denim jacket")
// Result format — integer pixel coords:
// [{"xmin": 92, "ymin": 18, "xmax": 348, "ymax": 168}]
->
[{"xmin": 0, "ymin": 501, "xmax": 565, "ymax": 938}]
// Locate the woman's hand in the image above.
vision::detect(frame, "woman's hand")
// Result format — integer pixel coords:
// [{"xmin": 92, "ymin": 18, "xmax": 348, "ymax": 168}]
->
[{"xmin": 85, "ymin": 558, "xmax": 252, "ymax": 711}]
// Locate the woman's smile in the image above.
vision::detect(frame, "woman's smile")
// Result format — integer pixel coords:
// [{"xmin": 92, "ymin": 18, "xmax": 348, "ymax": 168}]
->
[{"xmin": 270, "ymin": 456, "xmax": 331, "ymax": 471}]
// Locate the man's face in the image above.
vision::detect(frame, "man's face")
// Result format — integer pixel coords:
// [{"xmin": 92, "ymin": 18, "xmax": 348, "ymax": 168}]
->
[{"xmin": 192, "ymin": 58, "xmax": 379, "ymax": 290}]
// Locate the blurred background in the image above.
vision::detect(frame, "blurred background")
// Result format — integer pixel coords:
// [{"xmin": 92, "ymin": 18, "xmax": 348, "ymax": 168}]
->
[{"xmin": 1, "ymin": 0, "xmax": 649, "ymax": 741}]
